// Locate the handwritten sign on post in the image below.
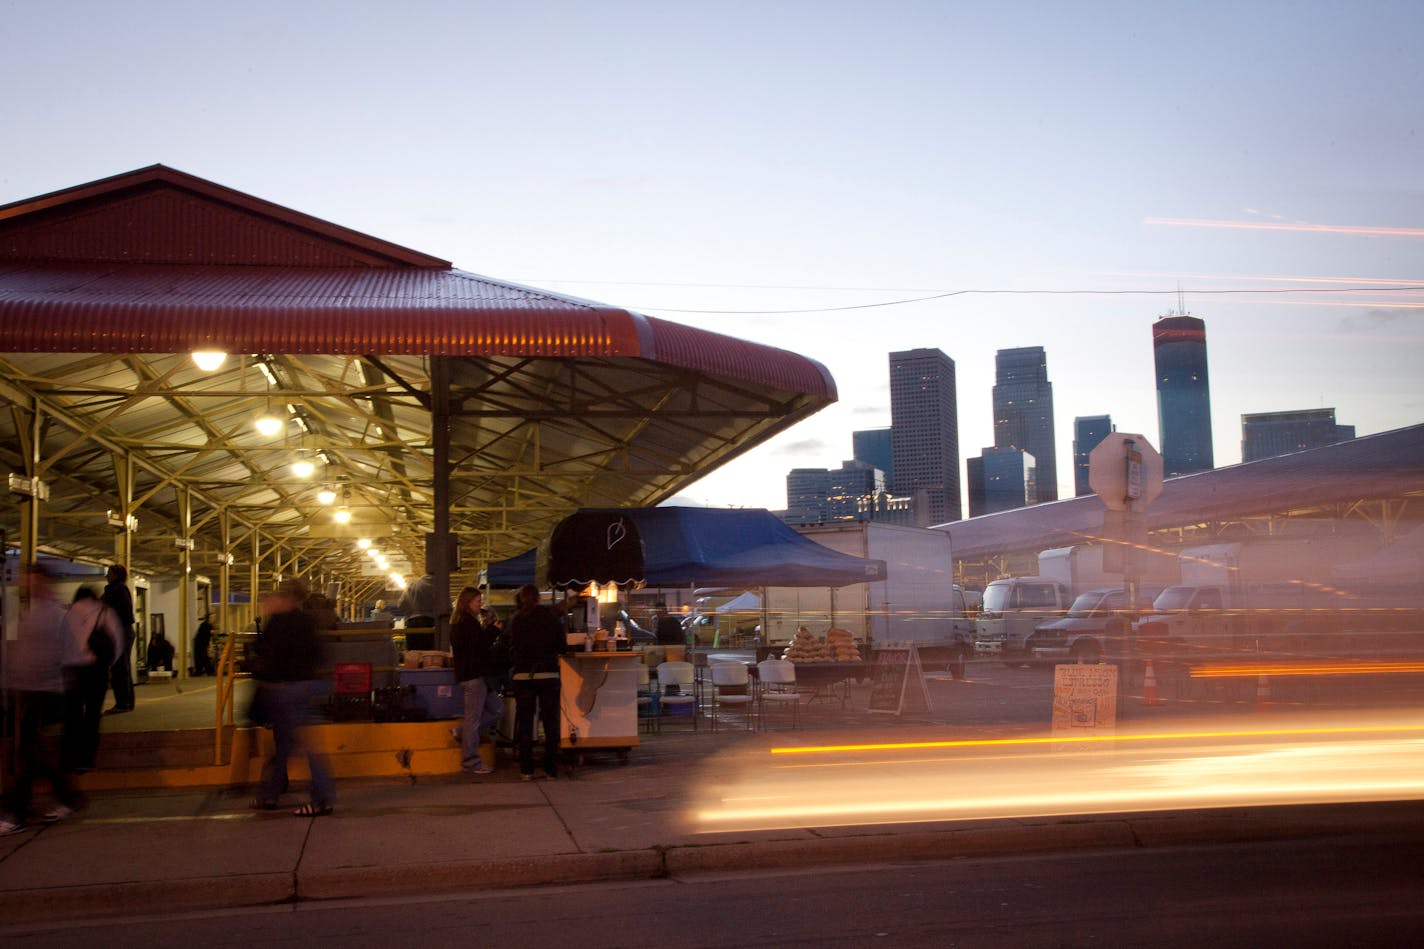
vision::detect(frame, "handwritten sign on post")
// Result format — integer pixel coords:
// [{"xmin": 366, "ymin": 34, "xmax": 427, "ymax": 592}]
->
[{"xmin": 1051, "ymin": 663, "xmax": 1118, "ymax": 735}]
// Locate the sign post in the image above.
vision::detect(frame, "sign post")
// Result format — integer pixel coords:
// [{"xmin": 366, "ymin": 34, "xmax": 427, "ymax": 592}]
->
[{"xmin": 1088, "ymin": 433, "xmax": 1164, "ymax": 713}]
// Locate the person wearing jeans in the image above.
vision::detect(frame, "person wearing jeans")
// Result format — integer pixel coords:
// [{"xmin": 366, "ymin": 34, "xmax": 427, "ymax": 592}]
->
[
  {"xmin": 507, "ymin": 584, "xmax": 567, "ymax": 780},
  {"xmin": 250, "ymin": 578, "xmax": 334, "ymax": 816},
  {"xmin": 449, "ymin": 586, "xmax": 506, "ymax": 775}
]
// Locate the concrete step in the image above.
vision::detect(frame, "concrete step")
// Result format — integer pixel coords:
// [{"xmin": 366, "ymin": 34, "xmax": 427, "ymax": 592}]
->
[
  {"xmin": 96, "ymin": 727, "xmax": 230, "ymax": 770},
  {"xmin": 76, "ymin": 721, "xmax": 467, "ymax": 791}
]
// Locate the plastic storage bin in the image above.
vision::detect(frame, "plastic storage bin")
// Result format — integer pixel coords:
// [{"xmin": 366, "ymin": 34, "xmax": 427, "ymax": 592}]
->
[{"xmin": 397, "ymin": 667, "xmax": 462, "ymax": 719}]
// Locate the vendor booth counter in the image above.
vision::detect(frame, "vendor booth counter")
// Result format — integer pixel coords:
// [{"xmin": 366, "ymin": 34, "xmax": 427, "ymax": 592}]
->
[{"xmin": 559, "ymin": 651, "xmax": 642, "ymax": 760}]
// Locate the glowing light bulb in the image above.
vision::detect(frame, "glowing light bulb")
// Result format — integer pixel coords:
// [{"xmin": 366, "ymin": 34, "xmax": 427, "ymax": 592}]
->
[
  {"xmin": 334, "ymin": 508, "xmax": 352, "ymax": 524},
  {"xmin": 191, "ymin": 351, "xmax": 227, "ymax": 372},
  {"xmin": 357, "ymin": 538, "xmax": 372, "ymax": 549},
  {"xmin": 255, "ymin": 414, "xmax": 283, "ymax": 437},
  {"xmin": 317, "ymin": 489, "xmax": 337, "ymax": 505},
  {"xmin": 291, "ymin": 459, "xmax": 315, "ymax": 479}
]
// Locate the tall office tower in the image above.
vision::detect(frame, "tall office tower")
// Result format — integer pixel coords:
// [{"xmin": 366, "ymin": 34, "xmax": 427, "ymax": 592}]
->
[
  {"xmin": 1241, "ymin": 408, "xmax": 1355, "ymax": 462},
  {"xmin": 991, "ymin": 346, "xmax": 1058, "ymax": 502},
  {"xmin": 1153, "ymin": 314, "xmax": 1214, "ymax": 476},
  {"xmin": 785, "ymin": 468, "xmax": 832, "ymax": 523},
  {"xmin": 1072, "ymin": 414, "xmax": 1115, "ymax": 496},
  {"xmin": 889, "ymin": 348, "xmax": 962, "ymax": 523},
  {"xmin": 967, "ymin": 447, "xmax": 1036, "ymax": 517},
  {"xmin": 852, "ymin": 428, "xmax": 893, "ymax": 485}
]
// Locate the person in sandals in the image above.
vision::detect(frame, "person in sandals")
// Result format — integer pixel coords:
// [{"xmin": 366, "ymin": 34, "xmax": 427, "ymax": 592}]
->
[{"xmin": 251, "ymin": 578, "xmax": 335, "ymax": 816}]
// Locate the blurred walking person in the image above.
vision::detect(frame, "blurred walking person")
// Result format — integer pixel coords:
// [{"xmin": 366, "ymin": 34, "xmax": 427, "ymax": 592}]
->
[
  {"xmin": 102, "ymin": 564, "xmax": 136, "ymax": 714},
  {"xmin": 250, "ymin": 578, "xmax": 335, "ymax": 816},
  {"xmin": 508, "ymin": 584, "xmax": 566, "ymax": 781},
  {"xmin": 1, "ymin": 565, "xmax": 86, "ymax": 833}
]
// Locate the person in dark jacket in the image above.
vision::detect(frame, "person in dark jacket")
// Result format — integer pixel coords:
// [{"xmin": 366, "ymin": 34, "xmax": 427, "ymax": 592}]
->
[
  {"xmin": 251, "ymin": 578, "xmax": 334, "ymax": 816},
  {"xmin": 60, "ymin": 587, "xmax": 122, "ymax": 775},
  {"xmin": 102, "ymin": 564, "xmax": 136, "ymax": 714},
  {"xmin": 449, "ymin": 586, "xmax": 505, "ymax": 776},
  {"xmin": 507, "ymin": 584, "xmax": 567, "ymax": 781},
  {"xmin": 192, "ymin": 616, "xmax": 214, "ymax": 676}
]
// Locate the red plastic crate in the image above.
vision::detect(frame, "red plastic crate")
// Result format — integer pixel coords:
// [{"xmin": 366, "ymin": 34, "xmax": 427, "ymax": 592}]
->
[{"xmin": 334, "ymin": 661, "xmax": 372, "ymax": 694}]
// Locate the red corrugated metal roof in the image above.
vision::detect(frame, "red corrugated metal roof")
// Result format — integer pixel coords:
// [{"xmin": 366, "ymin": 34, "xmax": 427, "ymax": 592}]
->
[
  {"xmin": 0, "ymin": 166, "xmax": 836, "ymax": 397},
  {"xmin": 0, "ymin": 260, "xmax": 833, "ymax": 397}
]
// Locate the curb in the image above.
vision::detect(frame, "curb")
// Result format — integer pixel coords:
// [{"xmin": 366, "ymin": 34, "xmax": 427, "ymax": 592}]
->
[
  {"xmin": 0, "ymin": 872, "xmax": 295, "ymax": 925},
  {"xmin": 2, "ymin": 802, "xmax": 1418, "ymax": 924}
]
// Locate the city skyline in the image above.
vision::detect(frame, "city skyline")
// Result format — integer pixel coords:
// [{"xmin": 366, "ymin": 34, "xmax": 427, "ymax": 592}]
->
[{"xmin": 4, "ymin": 2, "xmax": 1419, "ymax": 516}]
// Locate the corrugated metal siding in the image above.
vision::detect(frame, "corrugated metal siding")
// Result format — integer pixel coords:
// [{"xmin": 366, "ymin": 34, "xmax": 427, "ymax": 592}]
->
[
  {"xmin": 0, "ymin": 165, "xmax": 450, "ymax": 268},
  {"xmin": 0, "ymin": 189, "xmax": 402, "ymax": 267}
]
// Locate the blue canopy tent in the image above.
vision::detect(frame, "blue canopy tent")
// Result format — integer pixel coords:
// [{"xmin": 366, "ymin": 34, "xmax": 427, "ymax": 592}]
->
[{"xmin": 484, "ymin": 507, "xmax": 886, "ymax": 589}]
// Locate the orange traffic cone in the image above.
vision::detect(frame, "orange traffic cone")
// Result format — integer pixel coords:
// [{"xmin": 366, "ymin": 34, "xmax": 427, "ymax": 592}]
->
[
  {"xmin": 1255, "ymin": 674, "xmax": 1271, "ymax": 709},
  {"xmin": 1142, "ymin": 659, "xmax": 1161, "ymax": 706}
]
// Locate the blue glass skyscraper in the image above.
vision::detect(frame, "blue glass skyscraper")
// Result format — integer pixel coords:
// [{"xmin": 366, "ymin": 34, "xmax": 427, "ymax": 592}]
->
[{"xmin": 1153, "ymin": 315, "xmax": 1214, "ymax": 477}]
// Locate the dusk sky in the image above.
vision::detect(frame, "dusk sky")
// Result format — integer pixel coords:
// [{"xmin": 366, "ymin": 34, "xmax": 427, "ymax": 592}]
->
[{"xmin": 5, "ymin": 1, "xmax": 1421, "ymax": 513}]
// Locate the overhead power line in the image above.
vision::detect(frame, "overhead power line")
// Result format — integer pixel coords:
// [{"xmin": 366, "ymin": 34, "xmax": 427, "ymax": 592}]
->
[{"xmin": 620, "ymin": 285, "xmax": 1424, "ymax": 316}]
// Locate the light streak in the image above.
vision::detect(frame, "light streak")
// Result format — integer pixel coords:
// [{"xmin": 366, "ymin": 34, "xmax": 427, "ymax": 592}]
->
[
  {"xmin": 692, "ymin": 713, "xmax": 1424, "ymax": 831},
  {"xmin": 1145, "ymin": 217, "xmax": 1424, "ymax": 238},
  {"xmin": 768, "ymin": 723, "xmax": 1424, "ymax": 755},
  {"xmin": 1190, "ymin": 661, "xmax": 1424, "ymax": 678}
]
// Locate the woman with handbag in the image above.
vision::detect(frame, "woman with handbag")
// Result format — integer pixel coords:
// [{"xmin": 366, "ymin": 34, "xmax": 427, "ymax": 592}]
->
[{"xmin": 60, "ymin": 586, "xmax": 123, "ymax": 778}]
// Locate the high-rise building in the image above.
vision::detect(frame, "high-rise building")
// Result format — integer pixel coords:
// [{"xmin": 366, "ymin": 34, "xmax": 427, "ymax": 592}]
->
[
  {"xmin": 889, "ymin": 348, "xmax": 961, "ymax": 523},
  {"xmin": 1241, "ymin": 408, "xmax": 1355, "ymax": 462},
  {"xmin": 852, "ymin": 428, "xmax": 893, "ymax": 485},
  {"xmin": 1072, "ymin": 414, "xmax": 1115, "ymax": 497},
  {"xmin": 967, "ymin": 447, "xmax": 1036, "ymax": 517},
  {"xmin": 992, "ymin": 346, "xmax": 1057, "ymax": 502},
  {"xmin": 785, "ymin": 467, "xmax": 832, "ymax": 523},
  {"xmin": 784, "ymin": 460, "xmax": 886, "ymax": 524},
  {"xmin": 1153, "ymin": 314, "xmax": 1214, "ymax": 476}
]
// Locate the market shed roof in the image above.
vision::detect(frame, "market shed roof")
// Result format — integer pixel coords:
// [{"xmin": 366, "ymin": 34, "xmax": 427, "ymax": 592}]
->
[
  {"xmin": 0, "ymin": 166, "xmax": 835, "ymax": 593},
  {"xmin": 941, "ymin": 423, "xmax": 1424, "ymax": 561}
]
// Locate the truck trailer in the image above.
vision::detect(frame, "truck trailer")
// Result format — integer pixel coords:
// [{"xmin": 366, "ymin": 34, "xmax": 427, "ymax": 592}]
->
[{"xmin": 761, "ymin": 522, "xmax": 976, "ymax": 677}]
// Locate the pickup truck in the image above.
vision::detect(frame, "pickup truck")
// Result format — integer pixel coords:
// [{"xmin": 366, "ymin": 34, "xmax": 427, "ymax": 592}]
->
[
  {"xmin": 1028, "ymin": 585, "xmax": 1164, "ymax": 663},
  {"xmin": 974, "ymin": 576, "xmax": 1071, "ymax": 664}
]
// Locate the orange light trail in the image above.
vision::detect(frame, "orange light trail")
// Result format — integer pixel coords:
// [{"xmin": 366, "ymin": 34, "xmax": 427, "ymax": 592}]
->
[
  {"xmin": 1144, "ymin": 218, "xmax": 1424, "ymax": 238},
  {"xmin": 1190, "ymin": 661, "xmax": 1424, "ymax": 678},
  {"xmin": 768, "ymin": 722, "xmax": 1424, "ymax": 756}
]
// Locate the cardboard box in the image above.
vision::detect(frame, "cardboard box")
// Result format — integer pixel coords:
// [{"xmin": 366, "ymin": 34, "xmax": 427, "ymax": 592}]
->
[{"xmin": 403, "ymin": 649, "xmax": 450, "ymax": 669}]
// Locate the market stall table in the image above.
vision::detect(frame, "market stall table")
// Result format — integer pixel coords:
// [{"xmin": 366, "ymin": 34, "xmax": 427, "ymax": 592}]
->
[{"xmin": 783, "ymin": 661, "xmax": 869, "ymax": 707}]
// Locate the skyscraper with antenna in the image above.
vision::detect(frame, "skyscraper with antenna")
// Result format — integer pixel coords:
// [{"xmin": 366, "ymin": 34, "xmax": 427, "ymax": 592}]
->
[{"xmin": 1152, "ymin": 301, "xmax": 1214, "ymax": 477}]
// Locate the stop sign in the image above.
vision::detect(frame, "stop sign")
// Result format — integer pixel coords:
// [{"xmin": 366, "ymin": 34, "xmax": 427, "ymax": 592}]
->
[{"xmin": 1089, "ymin": 432, "xmax": 1164, "ymax": 511}]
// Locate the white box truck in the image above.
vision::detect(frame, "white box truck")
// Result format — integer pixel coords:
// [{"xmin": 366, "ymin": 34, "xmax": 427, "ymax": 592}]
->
[
  {"xmin": 1132, "ymin": 535, "xmax": 1378, "ymax": 661},
  {"xmin": 762, "ymin": 522, "xmax": 976, "ymax": 677}
]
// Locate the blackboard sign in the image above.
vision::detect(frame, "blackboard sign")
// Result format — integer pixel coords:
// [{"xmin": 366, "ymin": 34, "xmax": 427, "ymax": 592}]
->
[{"xmin": 868, "ymin": 646, "xmax": 931, "ymax": 715}]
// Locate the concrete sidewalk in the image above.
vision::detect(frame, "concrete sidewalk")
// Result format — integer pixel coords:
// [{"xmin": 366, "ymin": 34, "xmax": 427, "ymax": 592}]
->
[{"xmin": 2, "ymin": 721, "xmax": 1420, "ymax": 925}]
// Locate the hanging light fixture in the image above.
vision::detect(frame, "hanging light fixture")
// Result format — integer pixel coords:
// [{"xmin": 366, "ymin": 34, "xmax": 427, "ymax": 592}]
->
[
  {"xmin": 191, "ymin": 350, "xmax": 227, "ymax": 372},
  {"xmin": 317, "ymin": 488, "xmax": 337, "ymax": 505},
  {"xmin": 254, "ymin": 411, "xmax": 284, "ymax": 437},
  {"xmin": 291, "ymin": 457, "xmax": 316, "ymax": 479},
  {"xmin": 253, "ymin": 357, "xmax": 283, "ymax": 436},
  {"xmin": 334, "ymin": 508, "xmax": 352, "ymax": 524},
  {"xmin": 356, "ymin": 538, "xmax": 372, "ymax": 549}
]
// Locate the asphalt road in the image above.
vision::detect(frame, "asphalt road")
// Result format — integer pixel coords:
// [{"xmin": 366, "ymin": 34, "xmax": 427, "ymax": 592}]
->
[{"xmin": 5, "ymin": 827, "xmax": 1420, "ymax": 947}]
